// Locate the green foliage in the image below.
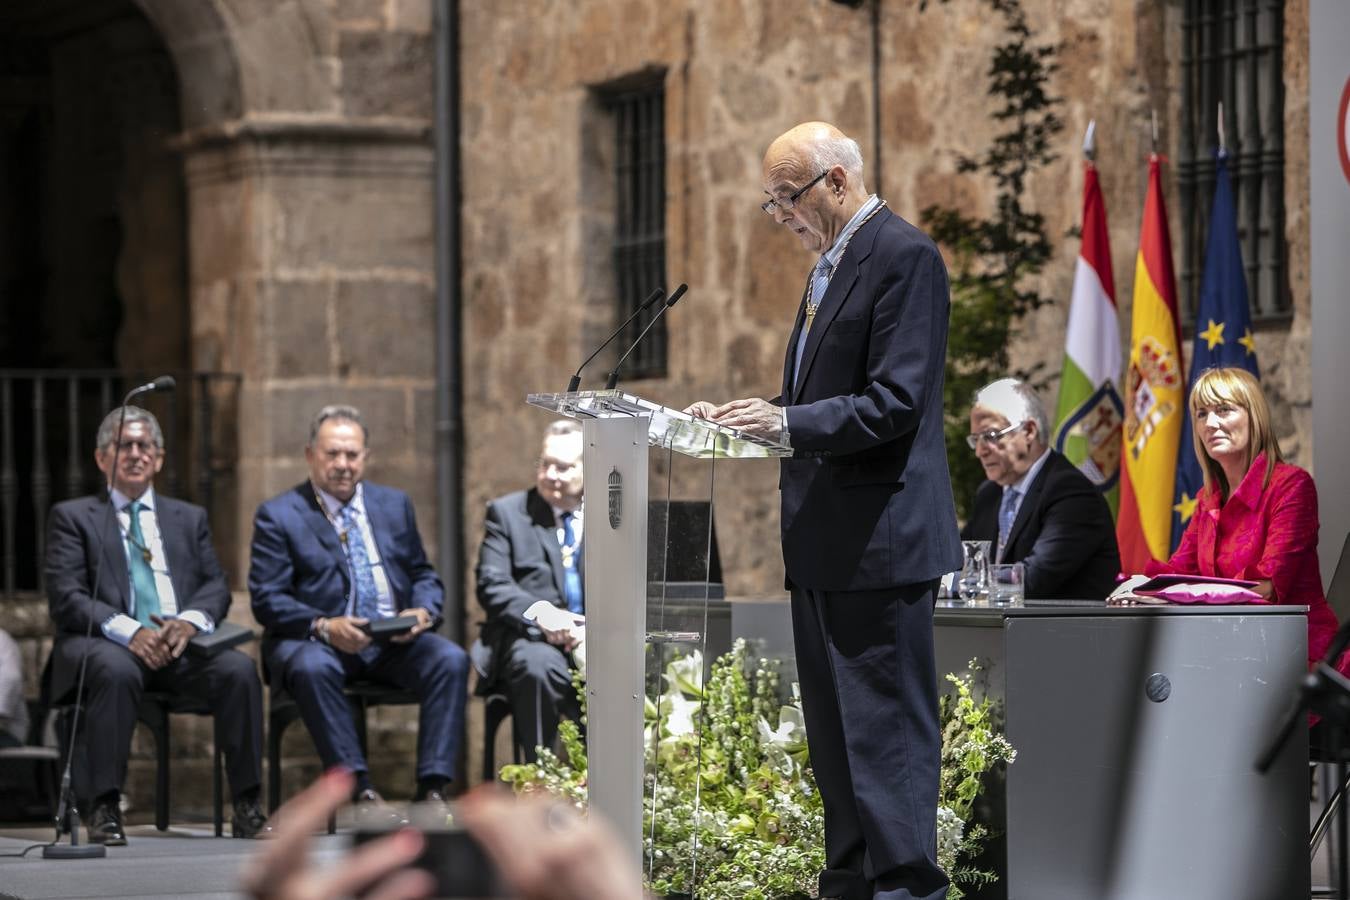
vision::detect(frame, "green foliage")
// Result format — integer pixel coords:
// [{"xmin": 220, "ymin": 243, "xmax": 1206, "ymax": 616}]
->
[
  {"xmin": 500, "ymin": 642, "xmax": 1014, "ymax": 900},
  {"xmin": 920, "ymin": 0, "xmax": 1065, "ymax": 519},
  {"xmin": 937, "ymin": 662, "xmax": 1017, "ymax": 899}
]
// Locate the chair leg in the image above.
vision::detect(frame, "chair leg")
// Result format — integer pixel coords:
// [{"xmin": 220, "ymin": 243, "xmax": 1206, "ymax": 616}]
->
[
  {"xmin": 214, "ymin": 736, "xmax": 224, "ymax": 838},
  {"xmin": 154, "ymin": 709, "xmax": 170, "ymax": 832}
]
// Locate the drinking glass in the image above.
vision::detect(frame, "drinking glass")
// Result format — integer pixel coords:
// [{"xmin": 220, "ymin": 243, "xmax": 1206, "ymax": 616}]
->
[
  {"xmin": 958, "ymin": 540, "xmax": 991, "ymax": 602},
  {"xmin": 990, "ymin": 562, "xmax": 1025, "ymax": 606}
]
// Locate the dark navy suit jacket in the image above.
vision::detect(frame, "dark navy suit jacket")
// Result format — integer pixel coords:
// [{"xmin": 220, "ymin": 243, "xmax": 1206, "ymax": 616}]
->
[
  {"xmin": 961, "ymin": 449, "xmax": 1121, "ymax": 600},
  {"xmin": 778, "ymin": 207, "xmax": 962, "ymax": 591},
  {"xmin": 248, "ymin": 481, "xmax": 444, "ymax": 671}
]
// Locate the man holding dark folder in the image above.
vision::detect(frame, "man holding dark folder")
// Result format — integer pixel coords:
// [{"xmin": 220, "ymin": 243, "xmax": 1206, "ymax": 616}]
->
[
  {"xmin": 46, "ymin": 406, "xmax": 270, "ymax": 844},
  {"xmin": 248, "ymin": 405, "xmax": 468, "ymax": 810}
]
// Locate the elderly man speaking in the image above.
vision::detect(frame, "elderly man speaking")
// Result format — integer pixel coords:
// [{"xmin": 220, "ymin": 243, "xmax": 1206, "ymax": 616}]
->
[{"xmin": 688, "ymin": 122, "xmax": 960, "ymax": 899}]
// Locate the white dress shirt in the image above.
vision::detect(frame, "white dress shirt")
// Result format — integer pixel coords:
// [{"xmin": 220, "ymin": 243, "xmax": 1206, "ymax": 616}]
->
[
  {"xmin": 314, "ymin": 482, "xmax": 396, "ymax": 619},
  {"xmin": 101, "ymin": 486, "xmax": 216, "ymax": 646}
]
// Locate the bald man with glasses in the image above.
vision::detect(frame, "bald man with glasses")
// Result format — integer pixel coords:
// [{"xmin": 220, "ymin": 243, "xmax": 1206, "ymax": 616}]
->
[{"xmin": 961, "ymin": 378, "xmax": 1120, "ymax": 600}]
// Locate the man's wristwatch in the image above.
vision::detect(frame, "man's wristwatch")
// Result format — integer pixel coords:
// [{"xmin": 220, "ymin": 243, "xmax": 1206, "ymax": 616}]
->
[{"xmin": 312, "ymin": 617, "xmax": 331, "ymax": 645}]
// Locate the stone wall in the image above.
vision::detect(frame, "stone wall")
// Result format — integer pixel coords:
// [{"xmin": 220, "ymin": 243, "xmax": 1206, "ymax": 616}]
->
[{"xmin": 458, "ymin": 0, "xmax": 1314, "ymax": 608}]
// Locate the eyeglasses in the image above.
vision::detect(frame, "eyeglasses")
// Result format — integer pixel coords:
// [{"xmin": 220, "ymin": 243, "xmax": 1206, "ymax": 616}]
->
[
  {"xmin": 113, "ymin": 439, "xmax": 160, "ymax": 456},
  {"xmin": 965, "ymin": 421, "xmax": 1025, "ymax": 449},
  {"xmin": 761, "ymin": 170, "xmax": 828, "ymax": 214}
]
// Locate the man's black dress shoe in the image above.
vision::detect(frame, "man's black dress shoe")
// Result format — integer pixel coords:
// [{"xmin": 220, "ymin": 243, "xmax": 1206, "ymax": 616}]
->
[
  {"xmin": 232, "ymin": 797, "xmax": 275, "ymax": 839},
  {"xmin": 354, "ymin": 788, "xmax": 408, "ymax": 826},
  {"xmin": 87, "ymin": 800, "xmax": 126, "ymax": 846}
]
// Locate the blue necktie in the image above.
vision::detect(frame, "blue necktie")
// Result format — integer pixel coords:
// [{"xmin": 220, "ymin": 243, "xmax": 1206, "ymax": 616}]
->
[
  {"xmin": 997, "ymin": 487, "xmax": 1020, "ymax": 562},
  {"xmin": 561, "ymin": 512, "xmax": 583, "ymax": 615},
  {"xmin": 340, "ymin": 505, "xmax": 382, "ymax": 623},
  {"xmin": 126, "ymin": 501, "xmax": 161, "ymax": 628},
  {"xmin": 793, "ymin": 256, "xmax": 833, "ymax": 389}
]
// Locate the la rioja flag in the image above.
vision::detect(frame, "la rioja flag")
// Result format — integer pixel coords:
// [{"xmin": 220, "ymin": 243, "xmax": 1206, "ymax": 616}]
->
[{"xmin": 1054, "ymin": 156, "xmax": 1124, "ymax": 515}]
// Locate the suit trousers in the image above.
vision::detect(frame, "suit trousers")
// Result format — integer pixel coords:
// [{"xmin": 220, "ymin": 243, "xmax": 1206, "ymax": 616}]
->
[
  {"xmin": 51, "ymin": 636, "xmax": 263, "ymax": 804},
  {"xmin": 790, "ymin": 582, "xmax": 947, "ymax": 900},
  {"xmin": 501, "ymin": 637, "xmax": 581, "ymax": 762},
  {"xmin": 272, "ymin": 632, "xmax": 468, "ymax": 781}
]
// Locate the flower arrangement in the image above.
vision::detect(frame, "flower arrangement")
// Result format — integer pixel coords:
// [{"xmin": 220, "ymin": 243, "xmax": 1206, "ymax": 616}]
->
[{"xmin": 499, "ymin": 642, "xmax": 1012, "ymax": 900}]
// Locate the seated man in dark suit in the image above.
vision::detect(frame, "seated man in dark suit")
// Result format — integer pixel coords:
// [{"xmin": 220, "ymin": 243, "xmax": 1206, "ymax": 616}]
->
[
  {"xmin": 961, "ymin": 378, "xmax": 1121, "ymax": 600},
  {"xmin": 46, "ymin": 406, "xmax": 269, "ymax": 844},
  {"xmin": 475, "ymin": 420, "xmax": 584, "ymax": 762},
  {"xmin": 249, "ymin": 405, "xmax": 467, "ymax": 809}
]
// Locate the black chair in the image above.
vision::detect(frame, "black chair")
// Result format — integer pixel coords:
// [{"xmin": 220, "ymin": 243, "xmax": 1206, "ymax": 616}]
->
[
  {"xmin": 0, "ymin": 700, "xmax": 61, "ymax": 819},
  {"xmin": 135, "ymin": 692, "xmax": 225, "ymax": 835},
  {"xmin": 470, "ymin": 637, "xmax": 523, "ymax": 781},
  {"xmin": 266, "ymin": 679, "xmax": 420, "ymax": 830},
  {"xmin": 481, "ymin": 691, "xmax": 518, "ymax": 781},
  {"xmin": 46, "ymin": 658, "xmax": 226, "ymax": 835}
]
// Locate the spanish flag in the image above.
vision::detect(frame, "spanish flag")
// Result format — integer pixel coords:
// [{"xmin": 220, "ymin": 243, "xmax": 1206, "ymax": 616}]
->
[{"xmin": 1117, "ymin": 155, "xmax": 1185, "ymax": 571}]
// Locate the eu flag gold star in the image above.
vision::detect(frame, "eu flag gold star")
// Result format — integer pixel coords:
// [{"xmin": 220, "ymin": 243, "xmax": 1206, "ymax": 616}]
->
[
  {"xmin": 1173, "ymin": 492, "xmax": 1198, "ymax": 523},
  {"xmin": 1238, "ymin": 327, "xmax": 1257, "ymax": 355},
  {"xmin": 1199, "ymin": 319, "xmax": 1225, "ymax": 350}
]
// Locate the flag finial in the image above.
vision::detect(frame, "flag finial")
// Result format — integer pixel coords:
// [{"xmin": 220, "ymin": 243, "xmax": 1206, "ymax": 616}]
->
[
  {"xmin": 1083, "ymin": 119, "xmax": 1097, "ymax": 162},
  {"xmin": 1150, "ymin": 109, "xmax": 1159, "ymax": 155},
  {"xmin": 1217, "ymin": 101, "xmax": 1226, "ymax": 155}
]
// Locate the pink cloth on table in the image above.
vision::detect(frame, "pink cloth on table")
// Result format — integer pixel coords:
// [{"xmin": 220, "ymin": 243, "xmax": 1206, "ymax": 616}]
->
[{"xmin": 1145, "ymin": 455, "xmax": 1339, "ymax": 668}]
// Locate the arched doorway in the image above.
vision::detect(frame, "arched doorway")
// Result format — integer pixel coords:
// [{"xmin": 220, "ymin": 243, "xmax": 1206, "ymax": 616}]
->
[{"xmin": 0, "ymin": 0, "xmax": 191, "ymax": 592}]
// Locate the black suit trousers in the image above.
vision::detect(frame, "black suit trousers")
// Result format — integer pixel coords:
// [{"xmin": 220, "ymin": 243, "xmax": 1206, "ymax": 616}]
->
[
  {"xmin": 52, "ymin": 637, "xmax": 263, "ymax": 804},
  {"xmin": 790, "ymin": 582, "xmax": 948, "ymax": 900}
]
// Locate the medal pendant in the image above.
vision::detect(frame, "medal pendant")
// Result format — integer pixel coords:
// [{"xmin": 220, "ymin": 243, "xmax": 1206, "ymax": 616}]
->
[
  {"xmin": 339, "ymin": 531, "xmax": 348, "ymax": 545},
  {"xmin": 141, "ymin": 547, "xmax": 153, "ymax": 564},
  {"xmin": 804, "ymin": 305, "xmax": 817, "ymax": 333}
]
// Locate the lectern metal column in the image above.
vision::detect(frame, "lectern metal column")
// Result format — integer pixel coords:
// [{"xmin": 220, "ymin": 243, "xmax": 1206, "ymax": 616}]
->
[
  {"xmin": 580, "ymin": 415, "xmax": 648, "ymax": 863},
  {"xmin": 526, "ymin": 390, "xmax": 791, "ymax": 871}
]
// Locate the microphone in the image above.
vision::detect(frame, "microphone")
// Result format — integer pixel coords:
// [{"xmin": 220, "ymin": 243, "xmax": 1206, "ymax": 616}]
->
[
  {"xmin": 127, "ymin": 375, "xmax": 176, "ymax": 397},
  {"xmin": 565, "ymin": 288, "xmax": 664, "ymax": 392},
  {"xmin": 43, "ymin": 375, "xmax": 175, "ymax": 859},
  {"xmin": 605, "ymin": 283, "xmax": 687, "ymax": 390}
]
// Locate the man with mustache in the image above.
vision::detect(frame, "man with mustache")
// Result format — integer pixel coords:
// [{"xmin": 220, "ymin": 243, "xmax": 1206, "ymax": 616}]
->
[{"xmin": 46, "ymin": 405, "xmax": 270, "ymax": 844}]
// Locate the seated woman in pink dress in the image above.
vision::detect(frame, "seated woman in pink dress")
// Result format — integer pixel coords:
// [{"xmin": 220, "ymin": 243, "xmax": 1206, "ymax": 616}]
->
[{"xmin": 1144, "ymin": 367, "xmax": 1338, "ymax": 667}]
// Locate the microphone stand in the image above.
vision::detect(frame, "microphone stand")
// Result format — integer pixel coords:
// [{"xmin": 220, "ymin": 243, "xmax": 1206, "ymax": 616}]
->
[
  {"xmin": 43, "ymin": 381, "xmax": 166, "ymax": 859},
  {"xmin": 1255, "ymin": 616, "xmax": 1350, "ymax": 897}
]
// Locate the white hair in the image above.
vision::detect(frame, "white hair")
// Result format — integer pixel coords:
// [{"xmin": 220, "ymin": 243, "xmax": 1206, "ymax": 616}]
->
[
  {"xmin": 808, "ymin": 134, "xmax": 864, "ymax": 182},
  {"xmin": 972, "ymin": 378, "xmax": 1049, "ymax": 441}
]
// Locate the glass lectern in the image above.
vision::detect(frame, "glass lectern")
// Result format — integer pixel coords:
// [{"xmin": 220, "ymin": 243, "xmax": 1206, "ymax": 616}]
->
[{"xmin": 526, "ymin": 390, "xmax": 791, "ymax": 878}]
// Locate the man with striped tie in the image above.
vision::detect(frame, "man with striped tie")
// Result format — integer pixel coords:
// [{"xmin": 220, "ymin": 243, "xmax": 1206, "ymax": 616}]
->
[
  {"xmin": 249, "ymin": 405, "xmax": 468, "ymax": 812},
  {"xmin": 46, "ymin": 406, "xmax": 269, "ymax": 844},
  {"xmin": 474, "ymin": 419, "xmax": 585, "ymax": 763}
]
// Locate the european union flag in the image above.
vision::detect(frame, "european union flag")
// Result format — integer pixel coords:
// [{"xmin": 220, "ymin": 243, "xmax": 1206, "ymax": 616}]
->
[{"xmin": 1170, "ymin": 151, "xmax": 1260, "ymax": 550}]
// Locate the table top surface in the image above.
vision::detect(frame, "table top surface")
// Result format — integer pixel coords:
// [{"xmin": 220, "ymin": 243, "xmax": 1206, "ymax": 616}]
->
[{"xmin": 934, "ymin": 598, "xmax": 1309, "ymax": 624}]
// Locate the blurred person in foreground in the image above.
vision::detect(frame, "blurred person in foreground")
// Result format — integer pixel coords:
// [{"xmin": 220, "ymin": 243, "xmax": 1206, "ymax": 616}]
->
[
  {"xmin": 249, "ymin": 405, "xmax": 468, "ymax": 813},
  {"xmin": 1138, "ymin": 367, "xmax": 1338, "ymax": 667},
  {"xmin": 687, "ymin": 121, "xmax": 959, "ymax": 899},
  {"xmin": 960, "ymin": 378, "xmax": 1119, "ymax": 600},
  {"xmin": 46, "ymin": 406, "xmax": 269, "ymax": 843},
  {"xmin": 475, "ymin": 420, "xmax": 585, "ymax": 762},
  {"xmin": 240, "ymin": 769, "xmax": 645, "ymax": 900}
]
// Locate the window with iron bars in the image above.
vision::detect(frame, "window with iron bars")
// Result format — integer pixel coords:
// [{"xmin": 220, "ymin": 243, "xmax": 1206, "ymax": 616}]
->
[
  {"xmin": 601, "ymin": 76, "xmax": 667, "ymax": 379},
  {"xmin": 1178, "ymin": 0, "xmax": 1288, "ymax": 324}
]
